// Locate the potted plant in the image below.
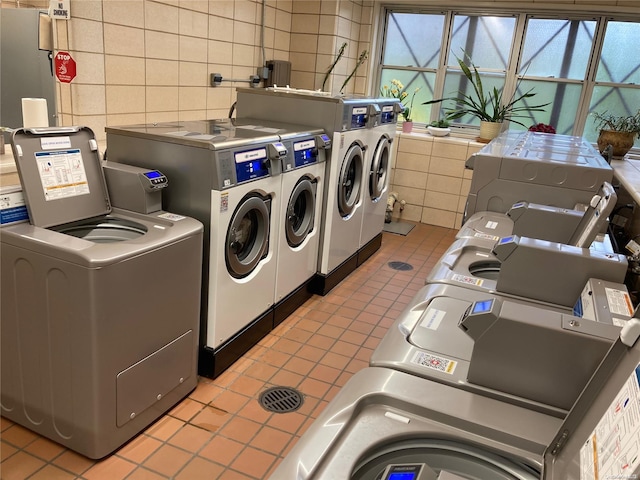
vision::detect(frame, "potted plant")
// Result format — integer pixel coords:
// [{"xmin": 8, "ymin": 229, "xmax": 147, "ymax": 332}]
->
[
  {"xmin": 423, "ymin": 53, "xmax": 549, "ymax": 141},
  {"xmin": 427, "ymin": 118, "xmax": 451, "ymax": 137},
  {"xmin": 381, "ymin": 79, "xmax": 421, "ymax": 133},
  {"xmin": 591, "ymin": 109, "xmax": 640, "ymax": 157}
]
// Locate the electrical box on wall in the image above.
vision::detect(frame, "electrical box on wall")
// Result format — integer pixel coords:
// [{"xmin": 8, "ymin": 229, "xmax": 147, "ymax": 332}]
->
[{"xmin": 266, "ymin": 60, "xmax": 291, "ymax": 87}]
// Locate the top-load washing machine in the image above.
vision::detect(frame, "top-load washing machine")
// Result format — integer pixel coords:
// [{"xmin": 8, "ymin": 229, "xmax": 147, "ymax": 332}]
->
[
  {"xmin": 106, "ymin": 119, "xmax": 317, "ymax": 378},
  {"xmin": 236, "ymin": 87, "xmax": 402, "ymax": 294},
  {"xmin": 425, "ymin": 181, "xmax": 627, "ymax": 309},
  {"xmin": 357, "ymin": 97, "xmax": 397, "ymax": 265},
  {"xmin": 370, "ymin": 278, "xmax": 633, "ymax": 416},
  {"xmin": 1, "ymin": 127, "xmax": 204, "ymax": 458},
  {"xmin": 269, "ymin": 319, "xmax": 640, "ymax": 480},
  {"xmin": 463, "ymin": 131, "xmax": 612, "ymax": 222},
  {"xmin": 274, "ymin": 129, "xmax": 331, "ymax": 325}
]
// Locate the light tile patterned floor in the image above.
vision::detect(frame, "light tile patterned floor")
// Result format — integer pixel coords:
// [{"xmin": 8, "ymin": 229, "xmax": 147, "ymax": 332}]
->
[{"xmin": 1, "ymin": 223, "xmax": 456, "ymax": 480}]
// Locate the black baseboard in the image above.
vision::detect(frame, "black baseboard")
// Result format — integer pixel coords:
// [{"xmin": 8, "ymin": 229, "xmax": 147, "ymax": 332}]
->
[
  {"xmin": 310, "ymin": 253, "xmax": 359, "ymax": 296},
  {"xmin": 198, "ymin": 308, "xmax": 274, "ymax": 379},
  {"xmin": 273, "ymin": 279, "xmax": 314, "ymax": 328},
  {"xmin": 357, "ymin": 233, "xmax": 383, "ymax": 266}
]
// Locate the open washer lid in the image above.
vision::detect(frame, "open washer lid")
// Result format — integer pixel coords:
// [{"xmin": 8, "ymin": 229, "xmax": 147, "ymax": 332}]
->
[
  {"xmin": 11, "ymin": 126, "xmax": 111, "ymax": 228},
  {"xmin": 542, "ymin": 319, "xmax": 640, "ymax": 480}
]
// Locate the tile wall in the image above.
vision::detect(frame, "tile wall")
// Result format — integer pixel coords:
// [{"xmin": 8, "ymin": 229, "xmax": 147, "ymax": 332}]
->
[{"xmin": 389, "ymin": 132, "xmax": 485, "ymax": 230}]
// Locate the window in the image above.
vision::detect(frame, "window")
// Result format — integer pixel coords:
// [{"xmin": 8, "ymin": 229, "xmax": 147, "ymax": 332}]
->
[{"xmin": 377, "ymin": 9, "xmax": 640, "ymax": 147}]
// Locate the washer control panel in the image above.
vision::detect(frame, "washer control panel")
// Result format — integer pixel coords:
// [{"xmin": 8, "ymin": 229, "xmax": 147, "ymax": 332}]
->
[{"xmin": 381, "ymin": 463, "xmax": 429, "ymax": 480}]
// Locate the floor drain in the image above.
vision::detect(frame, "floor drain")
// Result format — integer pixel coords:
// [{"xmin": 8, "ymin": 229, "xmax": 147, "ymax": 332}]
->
[
  {"xmin": 388, "ymin": 261, "xmax": 414, "ymax": 271},
  {"xmin": 259, "ymin": 387, "xmax": 304, "ymax": 413}
]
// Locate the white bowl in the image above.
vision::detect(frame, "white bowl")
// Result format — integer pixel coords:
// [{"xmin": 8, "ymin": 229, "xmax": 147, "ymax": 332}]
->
[{"xmin": 427, "ymin": 126, "xmax": 451, "ymax": 137}]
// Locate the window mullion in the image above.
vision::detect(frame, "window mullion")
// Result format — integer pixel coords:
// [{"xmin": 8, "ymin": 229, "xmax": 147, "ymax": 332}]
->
[
  {"xmin": 503, "ymin": 13, "xmax": 528, "ymax": 120},
  {"xmin": 574, "ymin": 16, "xmax": 608, "ymax": 136},
  {"xmin": 429, "ymin": 11, "xmax": 454, "ymax": 124}
]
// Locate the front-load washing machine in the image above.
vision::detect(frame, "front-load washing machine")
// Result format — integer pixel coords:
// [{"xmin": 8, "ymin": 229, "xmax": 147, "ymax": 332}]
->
[
  {"xmin": 274, "ymin": 130, "xmax": 330, "ymax": 326},
  {"xmin": 1, "ymin": 127, "xmax": 204, "ymax": 459},
  {"xmin": 370, "ymin": 279, "xmax": 632, "ymax": 415},
  {"xmin": 269, "ymin": 367, "xmax": 562, "ymax": 479},
  {"xmin": 425, "ymin": 183, "xmax": 627, "ymax": 309},
  {"xmin": 271, "ymin": 320, "xmax": 640, "ymax": 480},
  {"xmin": 463, "ymin": 131, "xmax": 612, "ymax": 222},
  {"xmin": 357, "ymin": 98, "xmax": 397, "ymax": 265},
  {"xmin": 106, "ymin": 119, "xmax": 306, "ymax": 378}
]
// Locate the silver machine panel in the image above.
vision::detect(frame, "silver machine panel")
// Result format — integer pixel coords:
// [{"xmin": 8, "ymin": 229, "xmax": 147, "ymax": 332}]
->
[{"xmin": 464, "ymin": 131, "xmax": 612, "ymax": 221}]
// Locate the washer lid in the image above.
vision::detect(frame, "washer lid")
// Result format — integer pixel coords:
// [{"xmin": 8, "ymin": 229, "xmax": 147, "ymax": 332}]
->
[
  {"xmin": 11, "ymin": 126, "xmax": 111, "ymax": 228},
  {"xmin": 543, "ymin": 319, "xmax": 640, "ymax": 480}
]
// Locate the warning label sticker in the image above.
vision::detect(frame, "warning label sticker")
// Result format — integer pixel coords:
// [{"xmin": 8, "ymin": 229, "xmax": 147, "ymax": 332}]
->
[
  {"xmin": 605, "ymin": 287, "xmax": 634, "ymax": 317},
  {"xmin": 473, "ymin": 232, "xmax": 500, "ymax": 241},
  {"xmin": 220, "ymin": 192, "xmax": 229, "ymax": 212},
  {"xmin": 157, "ymin": 212, "xmax": 186, "ymax": 221},
  {"xmin": 419, "ymin": 308, "xmax": 446, "ymax": 331},
  {"xmin": 452, "ymin": 274, "xmax": 484, "ymax": 287},
  {"xmin": 580, "ymin": 363, "xmax": 640, "ymax": 480},
  {"xmin": 411, "ymin": 351, "xmax": 457, "ymax": 374},
  {"xmin": 35, "ymin": 149, "xmax": 89, "ymax": 201},
  {"xmin": 484, "ymin": 220, "xmax": 498, "ymax": 229}
]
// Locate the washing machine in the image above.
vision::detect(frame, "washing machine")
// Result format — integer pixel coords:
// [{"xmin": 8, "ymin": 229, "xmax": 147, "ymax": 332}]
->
[
  {"xmin": 370, "ymin": 279, "xmax": 633, "ymax": 416},
  {"xmin": 357, "ymin": 97, "xmax": 397, "ymax": 265},
  {"xmin": 270, "ymin": 319, "xmax": 640, "ymax": 480},
  {"xmin": 274, "ymin": 129, "xmax": 331, "ymax": 326},
  {"xmin": 106, "ymin": 119, "xmax": 306, "ymax": 378},
  {"xmin": 235, "ymin": 87, "xmax": 402, "ymax": 294},
  {"xmin": 425, "ymin": 181, "xmax": 627, "ymax": 309},
  {"xmin": 463, "ymin": 131, "xmax": 612, "ymax": 222},
  {"xmin": 1, "ymin": 127, "xmax": 204, "ymax": 459}
]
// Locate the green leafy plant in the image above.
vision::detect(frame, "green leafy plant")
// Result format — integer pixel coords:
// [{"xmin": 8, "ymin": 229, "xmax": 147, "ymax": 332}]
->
[
  {"xmin": 423, "ymin": 53, "xmax": 549, "ymax": 127},
  {"xmin": 381, "ymin": 79, "xmax": 421, "ymax": 121},
  {"xmin": 591, "ymin": 109, "xmax": 640, "ymax": 136},
  {"xmin": 429, "ymin": 118, "xmax": 450, "ymax": 128}
]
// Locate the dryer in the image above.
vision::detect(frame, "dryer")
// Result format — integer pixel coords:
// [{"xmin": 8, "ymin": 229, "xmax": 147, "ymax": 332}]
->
[
  {"xmin": 236, "ymin": 87, "xmax": 402, "ymax": 294},
  {"xmin": 106, "ymin": 119, "xmax": 298, "ymax": 378},
  {"xmin": 274, "ymin": 130, "xmax": 330, "ymax": 326},
  {"xmin": 358, "ymin": 97, "xmax": 397, "ymax": 265},
  {"xmin": 1, "ymin": 127, "xmax": 204, "ymax": 459}
]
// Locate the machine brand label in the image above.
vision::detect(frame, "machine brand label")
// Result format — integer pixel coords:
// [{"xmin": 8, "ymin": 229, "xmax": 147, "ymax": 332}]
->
[
  {"xmin": 352, "ymin": 107, "xmax": 367, "ymax": 114},
  {"xmin": 580, "ymin": 362, "xmax": 640, "ymax": 480},
  {"xmin": 419, "ymin": 308, "xmax": 445, "ymax": 331},
  {"xmin": 452, "ymin": 274, "xmax": 484, "ymax": 286},
  {"xmin": 294, "ymin": 140, "xmax": 315, "ymax": 151},
  {"xmin": 382, "ymin": 105, "xmax": 394, "ymax": 112},
  {"xmin": 411, "ymin": 351, "xmax": 457, "ymax": 374},
  {"xmin": 234, "ymin": 148, "xmax": 267, "ymax": 163}
]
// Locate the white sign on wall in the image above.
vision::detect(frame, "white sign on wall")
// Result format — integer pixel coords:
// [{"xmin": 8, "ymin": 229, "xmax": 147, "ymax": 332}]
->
[{"xmin": 49, "ymin": 0, "xmax": 70, "ymax": 20}]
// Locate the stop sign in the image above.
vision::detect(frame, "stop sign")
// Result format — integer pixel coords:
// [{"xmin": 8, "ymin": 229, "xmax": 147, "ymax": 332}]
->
[{"xmin": 54, "ymin": 51, "xmax": 76, "ymax": 83}]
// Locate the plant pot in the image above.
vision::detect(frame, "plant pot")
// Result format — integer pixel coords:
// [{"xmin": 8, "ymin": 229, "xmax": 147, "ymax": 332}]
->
[
  {"xmin": 402, "ymin": 121, "xmax": 414, "ymax": 133},
  {"xmin": 597, "ymin": 129, "xmax": 636, "ymax": 158},
  {"xmin": 427, "ymin": 126, "xmax": 450, "ymax": 137},
  {"xmin": 479, "ymin": 121, "xmax": 503, "ymax": 142}
]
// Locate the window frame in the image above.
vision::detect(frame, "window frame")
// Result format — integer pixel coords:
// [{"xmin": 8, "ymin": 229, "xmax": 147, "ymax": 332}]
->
[{"xmin": 374, "ymin": 5, "xmax": 640, "ymax": 143}]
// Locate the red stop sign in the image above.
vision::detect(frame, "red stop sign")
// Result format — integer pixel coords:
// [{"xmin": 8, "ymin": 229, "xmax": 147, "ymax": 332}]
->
[{"xmin": 54, "ymin": 51, "xmax": 76, "ymax": 83}]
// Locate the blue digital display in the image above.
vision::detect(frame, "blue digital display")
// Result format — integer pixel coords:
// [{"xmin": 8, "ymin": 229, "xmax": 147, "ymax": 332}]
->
[
  {"xmin": 499, "ymin": 236, "xmax": 513, "ymax": 244},
  {"xmin": 388, "ymin": 473, "xmax": 417, "ymax": 480},
  {"xmin": 472, "ymin": 299, "xmax": 494, "ymax": 314},
  {"xmin": 144, "ymin": 170, "xmax": 162, "ymax": 179},
  {"xmin": 352, "ymin": 113, "xmax": 367, "ymax": 128},
  {"xmin": 321, "ymin": 134, "xmax": 331, "ymax": 142},
  {"xmin": 294, "ymin": 148, "xmax": 316, "ymax": 167},
  {"xmin": 234, "ymin": 148, "xmax": 270, "ymax": 183},
  {"xmin": 381, "ymin": 111, "xmax": 395, "ymax": 124}
]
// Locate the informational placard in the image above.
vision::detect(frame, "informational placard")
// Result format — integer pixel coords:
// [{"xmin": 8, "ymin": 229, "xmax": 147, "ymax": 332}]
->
[
  {"xmin": 580, "ymin": 363, "xmax": 640, "ymax": 479},
  {"xmin": 35, "ymin": 149, "xmax": 89, "ymax": 201}
]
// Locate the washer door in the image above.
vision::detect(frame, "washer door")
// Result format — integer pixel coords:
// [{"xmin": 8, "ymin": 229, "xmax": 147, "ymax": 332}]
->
[
  {"xmin": 286, "ymin": 176, "xmax": 317, "ymax": 248},
  {"xmin": 226, "ymin": 193, "xmax": 271, "ymax": 279},
  {"xmin": 338, "ymin": 142, "xmax": 364, "ymax": 218},
  {"xmin": 369, "ymin": 136, "xmax": 390, "ymax": 201}
]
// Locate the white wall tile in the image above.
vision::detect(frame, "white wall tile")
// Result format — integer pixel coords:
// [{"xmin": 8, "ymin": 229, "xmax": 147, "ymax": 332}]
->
[
  {"xmin": 73, "ymin": 52, "xmax": 106, "ymax": 84},
  {"xmin": 426, "ymin": 174, "xmax": 463, "ymax": 194},
  {"xmin": 71, "ymin": 84, "xmax": 106, "ymax": 115},
  {"xmin": 234, "ymin": 0, "xmax": 257, "ymax": 23},
  {"xmin": 69, "ymin": 0, "xmax": 102, "ymax": 21},
  {"xmin": 179, "ymin": 62, "xmax": 208, "ymax": 86},
  {"xmin": 394, "ymin": 169, "xmax": 428, "ymax": 189},
  {"xmin": 424, "ymin": 190, "xmax": 460, "ymax": 212},
  {"xmin": 146, "ymin": 59, "xmax": 179, "ymax": 86},
  {"xmin": 103, "ymin": 0, "xmax": 144, "ymax": 28},
  {"xmin": 208, "ymin": 40, "xmax": 234, "ymax": 65},
  {"xmin": 397, "ymin": 204, "xmax": 422, "ymax": 223},
  {"xmin": 422, "ymin": 207, "xmax": 456, "ymax": 229},
  {"xmin": 399, "ymin": 136, "xmax": 433, "ymax": 156},
  {"xmin": 431, "ymin": 139, "xmax": 468, "ymax": 160},
  {"xmin": 179, "ymin": 86, "xmax": 208, "ymax": 110},
  {"xmin": 209, "ymin": 0, "xmax": 235, "ymax": 19},
  {"xmin": 428, "ymin": 156, "xmax": 466, "ymax": 178},
  {"xmin": 106, "ymin": 85, "xmax": 145, "ymax": 114},
  {"xmin": 179, "ymin": 36, "xmax": 208, "ymax": 63},
  {"xmin": 208, "ymin": 15, "xmax": 234, "ymax": 41},
  {"xmin": 291, "ymin": 14, "xmax": 320, "ymax": 34},
  {"xmin": 146, "ymin": 31, "xmax": 179, "ymax": 60},
  {"xmin": 69, "ymin": 19, "xmax": 104, "ymax": 53},
  {"xmin": 104, "ymin": 24, "xmax": 145, "ymax": 57},
  {"xmin": 395, "ymin": 152, "xmax": 430, "ymax": 173},
  {"xmin": 145, "ymin": 1, "xmax": 179, "ymax": 33},
  {"xmin": 145, "ymin": 86, "xmax": 179, "ymax": 112},
  {"xmin": 179, "ymin": 8, "xmax": 209, "ymax": 37},
  {"xmin": 105, "ymin": 55, "xmax": 144, "ymax": 85}
]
